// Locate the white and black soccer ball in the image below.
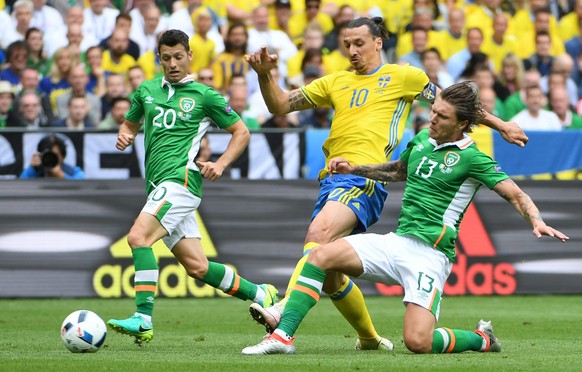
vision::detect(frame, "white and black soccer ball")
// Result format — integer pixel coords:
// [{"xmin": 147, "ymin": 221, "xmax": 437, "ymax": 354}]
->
[{"xmin": 60, "ymin": 310, "xmax": 107, "ymax": 353}]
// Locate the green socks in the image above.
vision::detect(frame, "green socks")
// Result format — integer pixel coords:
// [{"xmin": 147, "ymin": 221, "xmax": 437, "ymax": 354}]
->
[
  {"xmin": 132, "ymin": 247, "xmax": 158, "ymax": 317},
  {"xmin": 432, "ymin": 327, "xmax": 485, "ymax": 353},
  {"xmin": 278, "ymin": 262, "xmax": 326, "ymax": 336}
]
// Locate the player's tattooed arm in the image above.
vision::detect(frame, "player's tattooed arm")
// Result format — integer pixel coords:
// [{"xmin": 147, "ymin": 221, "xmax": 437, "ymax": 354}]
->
[
  {"xmin": 493, "ymin": 178, "xmax": 569, "ymax": 241},
  {"xmin": 288, "ymin": 90, "xmax": 313, "ymax": 111},
  {"xmin": 352, "ymin": 160, "xmax": 408, "ymax": 182},
  {"xmin": 494, "ymin": 178, "xmax": 544, "ymax": 225}
]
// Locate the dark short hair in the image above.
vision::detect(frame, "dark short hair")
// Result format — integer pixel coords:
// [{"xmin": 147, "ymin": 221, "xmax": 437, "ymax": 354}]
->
[
  {"xmin": 116, "ymin": 13, "xmax": 132, "ymax": 24},
  {"xmin": 128, "ymin": 64, "xmax": 144, "ymax": 74},
  {"xmin": 157, "ymin": 29, "xmax": 190, "ymax": 54},
  {"xmin": 86, "ymin": 45, "xmax": 103, "ymax": 56},
  {"xmin": 466, "ymin": 27, "xmax": 483, "ymax": 39},
  {"xmin": 68, "ymin": 94, "xmax": 87, "ymax": 107},
  {"xmin": 535, "ymin": 30, "xmax": 551, "ymax": 41},
  {"xmin": 37, "ymin": 135, "xmax": 67, "ymax": 157},
  {"xmin": 421, "ymin": 47, "xmax": 442, "ymax": 61},
  {"xmin": 6, "ymin": 40, "xmax": 27, "ymax": 61},
  {"xmin": 25, "ymin": 27, "xmax": 42, "ymax": 40},
  {"xmin": 347, "ymin": 17, "xmax": 389, "ymax": 40},
  {"xmin": 111, "ymin": 96, "xmax": 131, "ymax": 107},
  {"xmin": 440, "ymin": 82, "xmax": 485, "ymax": 133}
]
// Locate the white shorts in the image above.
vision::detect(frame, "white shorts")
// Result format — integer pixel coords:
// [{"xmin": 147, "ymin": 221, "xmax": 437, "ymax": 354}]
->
[
  {"xmin": 344, "ymin": 232, "xmax": 452, "ymax": 320},
  {"xmin": 141, "ymin": 181, "xmax": 202, "ymax": 249}
]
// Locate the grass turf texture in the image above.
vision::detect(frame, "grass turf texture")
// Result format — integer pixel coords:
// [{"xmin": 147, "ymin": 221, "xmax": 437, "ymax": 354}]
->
[{"xmin": 1, "ymin": 296, "xmax": 580, "ymax": 371}]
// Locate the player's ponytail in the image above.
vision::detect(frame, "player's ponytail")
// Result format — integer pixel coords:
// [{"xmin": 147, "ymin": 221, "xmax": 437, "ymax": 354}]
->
[{"xmin": 348, "ymin": 17, "xmax": 389, "ymax": 40}]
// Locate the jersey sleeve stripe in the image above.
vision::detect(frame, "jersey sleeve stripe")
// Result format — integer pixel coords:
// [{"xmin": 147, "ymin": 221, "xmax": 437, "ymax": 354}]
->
[
  {"xmin": 299, "ymin": 86, "xmax": 317, "ymax": 107},
  {"xmin": 385, "ymin": 98, "xmax": 407, "ymax": 158}
]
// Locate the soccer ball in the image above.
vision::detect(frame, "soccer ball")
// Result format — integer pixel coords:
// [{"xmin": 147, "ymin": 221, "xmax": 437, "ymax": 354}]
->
[{"xmin": 60, "ymin": 310, "xmax": 107, "ymax": 353}]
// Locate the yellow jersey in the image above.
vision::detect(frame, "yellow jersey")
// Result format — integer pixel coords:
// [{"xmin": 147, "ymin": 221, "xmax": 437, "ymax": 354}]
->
[
  {"xmin": 101, "ymin": 51, "xmax": 136, "ymax": 77},
  {"xmin": 438, "ymin": 30, "xmax": 466, "ymax": 61},
  {"xmin": 559, "ymin": 12, "xmax": 579, "ymax": 42},
  {"xmin": 300, "ymin": 64, "xmax": 432, "ymax": 179},
  {"xmin": 511, "ymin": 9, "xmax": 563, "ymax": 58},
  {"xmin": 137, "ymin": 51, "xmax": 163, "ymax": 80},
  {"xmin": 211, "ymin": 52, "xmax": 251, "ymax": 93},
  {"xmin": 288, "ymin": 12, "xmax": 334, "ymax": 46},
  {"xmin": 482, "ymin": 34, "xmax": 519, "ymax": 73},
  {"xmin": 395, "ymin": 30, "xmax": 446, "ymax": 59},
  {"xmin": 189, "ymin": 34, "xmax": 216, "ymax": 73}
]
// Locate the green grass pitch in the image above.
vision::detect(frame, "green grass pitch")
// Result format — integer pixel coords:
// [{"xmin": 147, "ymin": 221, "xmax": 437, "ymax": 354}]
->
[{"xmin": 1, "ymin": 296, "xmax": 581, "ymax": 371}]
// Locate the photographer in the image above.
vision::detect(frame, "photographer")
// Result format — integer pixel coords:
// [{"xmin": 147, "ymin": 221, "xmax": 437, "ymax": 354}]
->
[{"xmin": 19, "ymin": 135, "xmax": 85, "ymax": 179}]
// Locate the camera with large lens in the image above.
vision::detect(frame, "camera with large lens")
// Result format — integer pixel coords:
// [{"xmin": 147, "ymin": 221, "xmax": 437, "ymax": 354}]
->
[{"xmin": 40, "ymin": 150, "xmax": 59, "ymax": 168}]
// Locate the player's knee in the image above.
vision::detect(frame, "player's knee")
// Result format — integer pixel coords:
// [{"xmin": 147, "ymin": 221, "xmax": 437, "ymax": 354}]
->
[
  {"xmin": 305, "ymin": 222, "xmax": 333, "ymax": 244},
  {"xmin": 306, "ymin": 246, "xmax": 331, "ymax": 269},
  {"xmin": 403, "ymin": 331, "xmax": 432, "ymax": 354},
  {"xmin": 183, "ymin": 259, "xmax": 208, "ymax": 279},
  {"xmin": 127, "ymin": 230, "xmax": 147, "ymax": 249}
]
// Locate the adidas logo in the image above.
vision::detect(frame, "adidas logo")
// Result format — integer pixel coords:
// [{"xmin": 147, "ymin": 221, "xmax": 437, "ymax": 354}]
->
[{"xmin": 352, "ymin": 202, "xmax": 360, "ymax": 210}]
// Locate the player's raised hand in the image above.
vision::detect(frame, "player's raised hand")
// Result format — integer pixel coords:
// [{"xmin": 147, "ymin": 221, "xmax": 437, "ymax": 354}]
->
[
  {"xmin": 532, "ymin": 223, "xmax": 569, "ymax": 242},
  {"xmin": 501, "ymin": 121, "xmax": 528, "ymax": 147},
  {"xmin": 328, "ymin": 157, "xmax": 354, "ymax": 176},
  {"xmin": 244, "ymin": 46, "xmax": 278, "ymax": 75},
  {"xmin": 116, "ymin": 132, "xmax": 134, "ymax": 151},
  {"xmin": 196, "ymin": 160, "xmax": 224, "ymax": 181}
]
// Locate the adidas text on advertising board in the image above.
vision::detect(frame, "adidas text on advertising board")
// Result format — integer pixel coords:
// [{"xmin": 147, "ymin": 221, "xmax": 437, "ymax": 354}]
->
[{"xmin": 92, "ymin": 211, "xmax": 237, "ymax": 298}]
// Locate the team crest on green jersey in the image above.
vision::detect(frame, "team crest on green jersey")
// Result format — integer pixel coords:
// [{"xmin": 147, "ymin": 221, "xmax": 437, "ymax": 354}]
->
[
  {"xmin": 179, "ymin": 97, "xmax": 196, "ymax": 112},
  {"xmin": 444, "ymin": 151, "xmax": 460, "ymax": 167}
]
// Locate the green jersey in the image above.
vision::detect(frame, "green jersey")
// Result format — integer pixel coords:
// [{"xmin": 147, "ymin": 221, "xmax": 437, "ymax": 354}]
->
[
  {"xmin": 397, "ymin": 129, "xmax": 509, "ymax": 262},
  {"xmin": 126, "ymin": 77, "xmax": 240, "ymax": 196}
]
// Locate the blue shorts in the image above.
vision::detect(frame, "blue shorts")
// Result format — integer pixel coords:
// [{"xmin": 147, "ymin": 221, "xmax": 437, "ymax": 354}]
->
[{"xmin": 312, "ymin": 174, "xmax": 388, "ymax": 234}]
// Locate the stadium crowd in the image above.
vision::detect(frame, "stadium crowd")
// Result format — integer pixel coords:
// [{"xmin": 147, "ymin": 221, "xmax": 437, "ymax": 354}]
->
[{"xmin": 0, "ymin": 0, "xmax": 582, "ymax": 131}]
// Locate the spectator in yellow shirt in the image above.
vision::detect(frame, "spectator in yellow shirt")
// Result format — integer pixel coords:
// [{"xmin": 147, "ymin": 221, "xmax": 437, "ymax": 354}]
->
[
  {"xmin": 395, "ymin": 7, "xmax": 445, "ymax": 60},
  {"xmin": 513, "ymin": 6, "xmax": 563, "ymax": 58},
  {"xmin": 189, "ymin": 7, "xmax": 216, "ymax": 74},
  {"xmin": 482, "ymin": 13, "xmax": 519, "ymax": 73},
  {"xmin": 438, "ymin": 7, "xmax": 466, "ymax": 61},
  {"xmin": 288, "ymin": 0, "xmax": 334, "ymax": 46},
  {"xmin": 559, "ymin": 0, "xmax": 582, "ymax": 42},
  {"xmin": 465, "ymin": 0, "xmax": 514, "ymax": 42},
  {"xmin": 212, "ymin": 22, "xmax": 250, "ymax": 94},
  {"xmin": 102, "ymin": 28, "xmax": 137, "ymax": 78}
]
